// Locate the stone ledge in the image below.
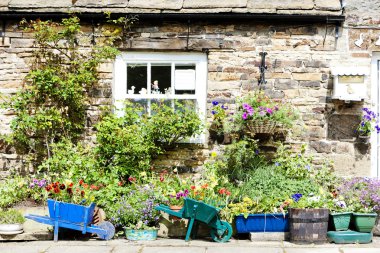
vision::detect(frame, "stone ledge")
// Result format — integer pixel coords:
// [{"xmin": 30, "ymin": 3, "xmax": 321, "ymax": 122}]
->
[
  {"xmin": 0, "ymin": 231, "xmax": 53, "ymax": 241},
  {"xmin": 250, "ymin": 232, "xmax": 289, "ymax": 241}
]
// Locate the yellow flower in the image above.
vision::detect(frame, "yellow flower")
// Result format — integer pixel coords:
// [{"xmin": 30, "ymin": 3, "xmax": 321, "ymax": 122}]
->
[
  {"xmin": 90, "ymin": 195, "xmax": 95, "ymax": 202},
  {"xmin": 211, "ymin": 151, "xmax": 217, "ymax": 158},
  {"xmin": 140, "ymin": 172, "xmax": 147, "ymax": 177}
]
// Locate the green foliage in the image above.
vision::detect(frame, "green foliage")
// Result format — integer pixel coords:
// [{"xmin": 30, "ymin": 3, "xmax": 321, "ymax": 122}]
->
[
  {"xmin": 1, "ymin": 16, "xmax": 120, "ymax": 168},
  {"xmin": 150, "ymin": 101, "xmax": 203, "ymax": 147},
  {"xmin": 0, "ymin": 176, "xmax": 29, "ymax": 208},
  {"xmin": 0, "ymin": 209, "xmax": 25, "ymax": 224},
  {"xmin": 230, "ymin": 165, "xmax": 319, "ymax": 215},
  {"xmin": 219, "ymin": 139, "xmax": 266, "ymax": 182},
  {"xmin": 273, "ymin": 143, "xmax": 312, "ymax": 179}
]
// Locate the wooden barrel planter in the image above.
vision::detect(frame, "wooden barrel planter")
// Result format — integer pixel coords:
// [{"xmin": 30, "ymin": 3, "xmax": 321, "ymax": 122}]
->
[{"xmin": 289, "ymin": 208, "xmax": 329, "ymax": 244}]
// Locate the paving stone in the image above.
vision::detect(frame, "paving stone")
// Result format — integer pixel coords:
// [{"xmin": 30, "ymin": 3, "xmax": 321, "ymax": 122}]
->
[
  {"xmin": 47, "ymin": 245, "xmax": 113, "ymax": 253},
  {"xmin": 284, "ymin": 248, "xmax": 341, "ymax": 253},
  {"xmin": 207, "ymin": 247, "xmax": 283, "ymax": 253},
  {"xmin": 143, "ymin": 247, "xmax": 205, "ymax": 253},
  {"xmin": 0, "ymin": 245, "xmax": 50, "ymax": 253},
  {"xmin": 113, "ymin": 246, "xmax": 143, "ymax": 253},
  {"xmin": 342, "ymin": 249, "xmax": 380, "ymax": 253}
]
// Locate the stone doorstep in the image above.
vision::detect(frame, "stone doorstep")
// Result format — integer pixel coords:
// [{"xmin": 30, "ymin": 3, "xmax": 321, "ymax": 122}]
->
[{"xmin": 250, "ymin": 232, "xmax": 289, "ymax": 242}]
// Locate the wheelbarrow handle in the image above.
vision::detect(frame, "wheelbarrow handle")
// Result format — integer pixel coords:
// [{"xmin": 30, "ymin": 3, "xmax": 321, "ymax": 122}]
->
[{"xmin": 155, "ymin": 204, "xmax": 184, "ymax": 218}]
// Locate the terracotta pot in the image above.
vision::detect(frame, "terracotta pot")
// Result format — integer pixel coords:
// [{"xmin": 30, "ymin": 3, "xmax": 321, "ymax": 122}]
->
[{"xmin": 169, "ymin": 205, "xmax": 183, "ymax": 221}]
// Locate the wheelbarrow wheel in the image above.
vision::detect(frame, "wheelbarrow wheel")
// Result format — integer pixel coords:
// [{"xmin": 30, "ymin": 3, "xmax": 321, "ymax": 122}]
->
[
  {"xmin": 97, "ymin": 221, "xmax": 115, "ymax": 240},
  {"xmin": 210, "ymin": 221, "xmax": 232, "ymax": 243}
]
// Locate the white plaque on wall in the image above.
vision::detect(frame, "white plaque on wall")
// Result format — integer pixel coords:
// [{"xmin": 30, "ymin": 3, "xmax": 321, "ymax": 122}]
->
[{"xmin": 175, "ymin": 69, "xmax": 196, "ymax": 90}]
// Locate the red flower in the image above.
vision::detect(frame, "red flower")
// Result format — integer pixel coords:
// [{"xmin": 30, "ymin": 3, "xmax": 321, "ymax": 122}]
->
[
  {"xmin": 128, "ymin": 177, "xmax": 136, "ymax": 182},
  {"xmin": 83, "ymin": 183, "xmax": 88, "ymax": 189},
  {"xmin": 45, "ymin": 185, "xmax": 52, "ymax": 191},
  {"xmin": 90, "ymin": 185, "xmax": 98, "ymax": 190},
  {"xmin": 59, "ymin": 184, "xmax": 65, "ymax": 190},
  {"xmin": 201, "ymin": 184, "xmax": 208, "ymax": 189},
  {"xmin": 226, "ymin": 191, "xmax": 231, "ymax": 196},
  {"xmin": 69, "ymin": 182, "xmax": 73, "ymax": 187},
  {"xmin": 190, "ymin": 185, "xmax": 196, "ymax": 190},
  {"xmin": 118, "ymin": 181, "xmax": 123, "ymax": 186},
  {"xmin": 81, "ymin": 190, "xmax": 85, "ymax": 197},
  {"xmin": 79, "ymin": 179, "xmax": 84, "ymax": 185},
  {"xmin": 218, "ymin": 188, "xmax": 226, "ymax": 195},
  {"xmin": 67, "ymin": 188, "xmax": 73, "ymax": 195},
  {"xmin": 53, "ymin": 187, "xmax": 60, "ymax": 194},
  {"xmin": 160, "ymin": 176, "xmax": 164, "ymax": 182}
]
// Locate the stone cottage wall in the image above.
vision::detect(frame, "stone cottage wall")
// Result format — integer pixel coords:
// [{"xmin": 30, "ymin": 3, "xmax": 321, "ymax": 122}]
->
[{"xmin": 0, "ymin": 1, "xmax": 380, "ymax": 177}]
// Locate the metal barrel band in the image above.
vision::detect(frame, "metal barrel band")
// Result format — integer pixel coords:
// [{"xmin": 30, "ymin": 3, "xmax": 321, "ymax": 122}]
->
[{"xmin": 289, "ymin": 217, "xmax": 329, "ymax": 223}]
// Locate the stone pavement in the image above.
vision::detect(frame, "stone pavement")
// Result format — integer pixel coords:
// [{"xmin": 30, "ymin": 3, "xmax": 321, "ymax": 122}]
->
[{"xmin": 1, "ymin": 237, "xmax": 380, "ymax": 253}]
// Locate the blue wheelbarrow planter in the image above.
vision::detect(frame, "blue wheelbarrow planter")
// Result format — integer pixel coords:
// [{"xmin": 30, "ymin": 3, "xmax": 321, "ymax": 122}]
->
[
  {"xmin": 25, "ymin": 199, "xmax": 115, "ymax": 242},
  {"xmin": 155, "ymin": 198, "xmax": 232, "ymax": 242}
]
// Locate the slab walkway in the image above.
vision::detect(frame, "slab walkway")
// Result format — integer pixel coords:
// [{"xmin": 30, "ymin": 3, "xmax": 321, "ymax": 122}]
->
[{"xmin": 1, "ymin": 237, "xmax": 380, "ymax": 253}]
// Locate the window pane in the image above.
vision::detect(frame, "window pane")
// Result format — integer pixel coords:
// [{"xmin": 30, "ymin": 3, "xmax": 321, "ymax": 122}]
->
[
  {"xmin": 151, "ymin": 64, "xmax": 171, "ymax": 95},
  {"xmin": 127, "ymin": 64, "xmax": 147, "ymax": 95},
  {"xmin": 175, "ymin": 64, "xmax": 196, "ymax": 95}
]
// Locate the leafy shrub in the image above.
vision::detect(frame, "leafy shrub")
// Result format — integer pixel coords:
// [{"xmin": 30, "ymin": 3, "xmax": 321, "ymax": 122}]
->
[
  {"xmin": 0, "ymin": 176, "xmax": 29, "ymax": 208},
  {"xmin": 219, "ymin": 139, "xmax": 266, "ymax": 182},
  {"xmin": 0, "ymin": 209, "xmax": 25, "ymax": 224}
]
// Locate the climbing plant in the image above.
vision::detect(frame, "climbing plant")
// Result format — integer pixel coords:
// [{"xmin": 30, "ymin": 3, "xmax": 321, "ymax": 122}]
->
[{"xmin": 1, "ymin": 16, "xmax": 128, "ymax": 168}]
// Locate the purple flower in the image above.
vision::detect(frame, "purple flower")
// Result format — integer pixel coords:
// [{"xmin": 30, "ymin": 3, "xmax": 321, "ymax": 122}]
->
[
  {"xmin": 212, "ymin": 101, "xmax": 219, "ymax": 106},
  {"xmin": 221, "ymin": 105, "xmax": 228, "ymax": 110},
  {"xmin": 266, "ymin": 108, "xmax": 273, "ymax": 115},
  {"xmin": 305, "ymin": 165, "xmax": 311, "ymax": 171},
  {"xmin": 242, "ymin": 112, "xmax": 248, "ymax": 120},
  {"xmin": 255, "ymin": 150, "xmax": 259, "ymax": 155},
  {"xmin": 291, "ymin": 193, "xmax": 303, "ymax": 202},
  {"xmin": 259, "ymin": 111, "xmax": 266, "ymax": 116},
  {"xmin": 274, "ymin": 105, "xmax": 279, "ymax": 111},
  {"xmin": 242, "ymin": 103, "xmax": 250, "ymax": 110},
  {"xmin": 211, "ymin": 110, "xmax": 216, "ymax": 115}
]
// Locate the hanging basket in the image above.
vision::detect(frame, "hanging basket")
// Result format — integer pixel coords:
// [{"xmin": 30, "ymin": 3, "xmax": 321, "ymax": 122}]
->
[{"xmin": 245, "ymin": 120, "xmax": 277, "ymax": 136}]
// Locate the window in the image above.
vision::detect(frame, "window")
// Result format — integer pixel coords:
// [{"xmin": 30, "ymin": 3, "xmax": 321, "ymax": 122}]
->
[{"xmin": 112, "ymin": 52, "xmax": 207, "ymax": 143}]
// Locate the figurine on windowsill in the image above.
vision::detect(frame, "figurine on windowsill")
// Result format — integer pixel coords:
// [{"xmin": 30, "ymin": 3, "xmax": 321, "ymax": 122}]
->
[{"xmin": 151, "ymin": 80, "xmax": 160, "ymax": 94}]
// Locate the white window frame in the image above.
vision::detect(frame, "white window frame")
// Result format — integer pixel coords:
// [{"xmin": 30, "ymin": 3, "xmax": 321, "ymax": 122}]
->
[{"xmin": 112, "ymin": 52, "xmax": 207, "ymax": 143}]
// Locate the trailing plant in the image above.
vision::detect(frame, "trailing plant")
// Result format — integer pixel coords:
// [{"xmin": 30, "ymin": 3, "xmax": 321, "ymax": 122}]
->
[
  {"xmin": 356, "ymin": 107, "xmax": 380, "ymax": 136},
  {"xmin": 0, "ymin": 175, "xmax": 29, "ymax": 208},
  {"xmin": 1, "ymin": 16, "xmax": 121, "ymax": 168}
]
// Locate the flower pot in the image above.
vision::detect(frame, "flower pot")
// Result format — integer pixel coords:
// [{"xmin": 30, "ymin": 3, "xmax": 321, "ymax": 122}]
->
[
  {"xmin": 329, "ymin": 212, "xmax": 352, "ymax": 231},
  {"xmin": 352, "ymin": 213, "xmax": 378, "ymax": 233},
  {"xmin": 289, "ymin": 208, "xmax": 329, "ymax": 244},
  {"xmin": 358, "ymin": 135, "xmax": 370, "ymax": 144},
  {"xmin": 169, "ymin": 205, "xmax": 183, "ymax": 221},
  {"xmin": 0, "ymin": 223, "xmax": 23, "ymax": 235},
  {"xmin": 235, "ymin": 213, "xmax": 289, "ymax": 233},
  {"xmin": 125, "ymin": 228, "xmax": 158, "ymax": 241}
]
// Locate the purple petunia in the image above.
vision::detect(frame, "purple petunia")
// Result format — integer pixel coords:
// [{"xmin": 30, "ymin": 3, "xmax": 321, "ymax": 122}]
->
[
  {"xmin": 212, "ymin": 101, "xmax": 219, "ymax": 106},
  {"xmin": 291, "ymin": 193, "xmax": 303, "ymax": 202},
  {"xmin": 242, "ymin": 112, "xmax": 248, "ymax": 120}
]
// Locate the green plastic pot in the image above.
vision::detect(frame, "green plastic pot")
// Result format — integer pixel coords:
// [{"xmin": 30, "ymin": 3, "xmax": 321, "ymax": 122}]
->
[
  {"xmin": 330, "ymin": 212, "xmax": 352, "ymax": 231},
  {"xmin": 352, "ymin": 213, "xmax": 378, "ymax": 233}
]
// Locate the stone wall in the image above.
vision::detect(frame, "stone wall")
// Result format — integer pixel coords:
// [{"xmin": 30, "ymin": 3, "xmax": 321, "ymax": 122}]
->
[{"xmin": 1, "ymin": 1, "xmax": 380, "ymax": 177}]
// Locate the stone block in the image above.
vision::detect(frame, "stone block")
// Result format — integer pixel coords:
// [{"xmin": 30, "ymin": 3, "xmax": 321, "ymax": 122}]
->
[
  {"xmin": 299, "ymin": 81, "xmax": 321, "ymax": 88},
  {"xmin": 183, "ymin": 0, "xmax": 247, "ymax": 8},
  {"xmin": 328, "ymin": 114, "xmax": 359, "ymax": 140},
  {"xmin": 249, "ymin": 232, "xmax": 289, "ymax": 241},
  {"xmin": 315, "ymin": 0, "xmax": 341, "ymax": 11},
  {"xmin": 129, "ymin": 0, "xmax": 183, "ymax": 9},
  {"xmin": 336, "ymin": 142, "xmax": 355, "ymax": 155},
  {"xmin": 9, "ymin": 0, "xmax": 71, "ymax": 8},
  {"xmin": 307, "ymin": 126, "xmax": 326, "ymax": 140},
  {"xmin": 274, "ymin": 79, "xmax": 298, "ymax": 89},
  {"xmin": 310, "ymin": 140, "xmax": 332, "ymax": 153},
  {"xmin": 10, "ymin": 38, "xmax": 34, "ymax": 48},
  {"xmin": 292, "ymin": 73, "xmax": 322, "ymax": 81},
  {"xmin": 74, "ymin": 0, "xmax": 127, "ymax": 7},
  {"xmin": 247, "ymin": 0, "xmax": 313, "ymax": 10}
]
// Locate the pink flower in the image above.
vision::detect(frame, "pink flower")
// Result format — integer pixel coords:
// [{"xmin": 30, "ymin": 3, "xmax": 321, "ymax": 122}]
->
[{"xmin": 242, "ymin": 112, "xmax": 248, "ymax": 120}]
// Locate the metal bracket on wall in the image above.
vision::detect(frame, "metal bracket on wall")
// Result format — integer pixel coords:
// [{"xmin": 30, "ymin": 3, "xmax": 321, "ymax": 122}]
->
[{"xmin": 258, "ymin": 51, "xmax": 268, "ymax": 88}]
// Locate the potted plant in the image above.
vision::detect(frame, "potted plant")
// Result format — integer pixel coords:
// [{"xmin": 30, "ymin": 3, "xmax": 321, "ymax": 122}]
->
[
  {"xmin": 288, "ymin": 191, "xmax": 330, "ymax": 243},
  {"xmin": 234, "ymin": 91, "xmax": 298, "ymax": 137},
  {"xmin": 356, "ymin": 107, "xmax": 380, "ymax": 144},
  {"xmin": 112, "ymin": 183, "xmax": 161, "ymax": 241},
  {"xmin": 338, "ymin": 178, "xmax": 379, "ymax": 233},
  {"xmin": 209, "ymin": 101, "xmax": 238, "ymax": 143},
  {"xmin": 0, "ymin": 208, "xmax": 25, "ymax": 235},
  {"xmin": 328, "ymin": 198, "xmax": 352, "ymax": 231}
]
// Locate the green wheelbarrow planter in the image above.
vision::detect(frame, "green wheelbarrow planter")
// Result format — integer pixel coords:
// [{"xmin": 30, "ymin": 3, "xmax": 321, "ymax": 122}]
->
[{"xmin": 155, "ymin": 198, "xmax": 232, "ymax": 242}]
